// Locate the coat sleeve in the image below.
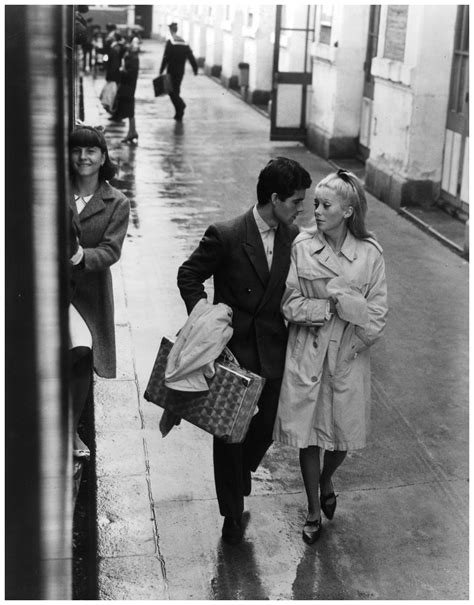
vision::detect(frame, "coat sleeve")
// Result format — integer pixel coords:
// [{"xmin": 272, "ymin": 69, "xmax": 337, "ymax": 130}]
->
[
  {"xmin": 327, "ymin": 251, "xmax": 388, "ymax": 346},
  {"xmin": 187, "ymin": 47, "xmax": 198, "ymax": 75},
  {"xmin": 177, "ymin": 224, "xmax": 226, "ymax": 315},
  {"xmin": 76, "ymin": 197, "xmax": 130, "ymax": 273},
  {"xmin": 281, "ymin": 246, "xmax": 330, "ymax": 326},
  {"xmin": 159, "ymin": 41, "xmax": 171, "ymax": 74}
]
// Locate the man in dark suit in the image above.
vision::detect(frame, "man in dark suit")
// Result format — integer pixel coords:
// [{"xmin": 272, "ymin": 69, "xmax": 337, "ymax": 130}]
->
[
  {"xmin": 159, "ymin": 22, "xmax": 198, "ymax": 121},
  {"xmin": 177, "ymin": 157, "xmax": 312, "ymax": 544}
]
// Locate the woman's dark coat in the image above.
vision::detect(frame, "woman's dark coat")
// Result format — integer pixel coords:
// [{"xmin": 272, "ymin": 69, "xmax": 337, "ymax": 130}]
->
[
  {"xmin": 70, "ymin": 181, "xmax": 130, "ymax": 378},
  {"xmin": 114, "ymin": 50, "xmax": 139, "ymax": 119}
]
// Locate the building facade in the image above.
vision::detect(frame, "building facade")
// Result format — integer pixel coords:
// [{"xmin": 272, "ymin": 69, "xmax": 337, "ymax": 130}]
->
[{"xmin": 150, "ymin": 4, "xmax": 468, "ymax": 218}]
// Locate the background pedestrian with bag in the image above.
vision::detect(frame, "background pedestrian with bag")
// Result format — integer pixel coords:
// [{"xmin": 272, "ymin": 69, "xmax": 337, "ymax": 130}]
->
[
  {"xmin": 177, "ymin": 157, "xmax": 312, "ymax": 544},
  {"xmin": 69, "ymin": 125, "xmax": 130, "ymax": 458},
  {"xmin": 273, "ymin": 169, "xmax": 388, "ymax": 544},
  {"xmin": 159, "ymin": 22, "xmax": 198, "ymax": 121}
]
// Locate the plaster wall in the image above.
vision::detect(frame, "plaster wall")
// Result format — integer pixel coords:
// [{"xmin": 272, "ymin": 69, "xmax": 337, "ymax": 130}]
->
[
  {"xmin": 370, "ymin": 5, "xmax": 457, "ymax": 180},
  {"xmin": 309, "ymin": 6, "xmax": 368, "ymax": 139},
  {"xmin": 310, "ymin": 48, "xmax": 338, "ymax": 136},
  {"xmin": 242, "ymin": 5, "xmax": 274, "ymax": 91},
  {"xmin": 408, "ymin": 6, "xmax": 456, "ymax": 180},
  {"xmin": 221, "ymin": 7, "xmax": 245, "ymax": 79},
  {"xmin": 189, "ymin": 6, "xmax": 207, "ymax": 60},
  {"xmin": 205, "ymin": 6, "xmax": 224, "ymax": 67},
  {"xmin": 334, "ymin": 6, "xmax": 368, "ymax": 137}
]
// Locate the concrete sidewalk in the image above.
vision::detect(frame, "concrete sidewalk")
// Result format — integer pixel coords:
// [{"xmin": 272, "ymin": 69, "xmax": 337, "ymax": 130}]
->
[{"xmin": 81, "ymin": 38, "xmax": 468, "ymax": 600}]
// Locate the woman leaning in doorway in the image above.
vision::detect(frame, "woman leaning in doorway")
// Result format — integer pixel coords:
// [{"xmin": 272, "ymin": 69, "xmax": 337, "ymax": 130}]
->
[
  {"xmin": 69, "ymin": 125, "xmax": 130, "ymax": 458},
  {"xmin": 273, "ymin": 169, "xmax": 388, "ymax": 544}
]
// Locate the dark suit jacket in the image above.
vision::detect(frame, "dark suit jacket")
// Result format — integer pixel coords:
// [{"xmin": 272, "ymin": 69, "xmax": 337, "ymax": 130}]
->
[
  {"xmin": 177, "ymin": 208, "xmax": 299, "ymax": 379},
  {"xmin": 160, "ymin": 38, "xmax": 198, "ymax": 79}
]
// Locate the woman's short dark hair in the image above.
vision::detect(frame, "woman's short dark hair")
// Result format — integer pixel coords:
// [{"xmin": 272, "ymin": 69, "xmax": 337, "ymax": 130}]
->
[
  {"xmin": 69, "ymin": 125, "xmax": 117, "ymax": 182},
  {"xmin": 256, "ymin": 157, "xmax": 312, "ymax": 205},
  {"xmin": 315, "ymin": 169, "xmax": 374, "ymax": 240}
]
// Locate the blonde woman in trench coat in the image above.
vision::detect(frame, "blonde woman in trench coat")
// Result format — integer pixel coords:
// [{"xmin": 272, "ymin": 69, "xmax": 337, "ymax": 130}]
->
[
  {"xmin": 273, "ymin": 169, "xmax": 388, "ymax": 544},
  {"xmin": 69, "ymin": 125, "xmax": 130, "ymax": 457}
]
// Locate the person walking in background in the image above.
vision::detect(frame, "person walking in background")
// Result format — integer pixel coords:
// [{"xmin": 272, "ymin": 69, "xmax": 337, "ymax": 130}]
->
[
  {"xmin": 177, "ymin": 158, "xmax": 312, "ymax": 544},
  {"xmin": 159, "ymin": 22, "xmax": 198, "ymax": 121},
  {"xmin": 103, "ymin": 22, "xmax": 117, "ymax": 60},
  {"xmin": 100, "ymin": 32, "xmax": 125, "ymax": 116},
  {"xmin": 273, "ymin": 169, "xmax": 388, "ymax": 544},
  {"xmin": 68, "ymin": 125, "xmax": 130, "ymax": 458},
  {"xmin": 112, "ymin": 36, "xmax": 140, "ymax": 143}
]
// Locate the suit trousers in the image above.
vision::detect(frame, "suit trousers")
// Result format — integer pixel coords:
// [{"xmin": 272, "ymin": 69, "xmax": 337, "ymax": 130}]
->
[
  {"xmin": 168, "ymin": 74, "xmax": 186, "ymax": 117},
  {"xmin": 213, "ymin": 377, "xmax": 282, "ymax": 519}
]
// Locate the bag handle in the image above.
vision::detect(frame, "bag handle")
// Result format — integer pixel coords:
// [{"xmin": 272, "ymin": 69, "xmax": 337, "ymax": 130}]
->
[{"xmin": 220, "ymin": 346, "xmax": 239, "ymax": 366}]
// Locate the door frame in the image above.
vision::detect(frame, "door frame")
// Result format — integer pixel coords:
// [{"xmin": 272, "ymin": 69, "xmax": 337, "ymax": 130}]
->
[{"xmin": 270, "ymin": 5, "xmax": 314, "ymax": 141}]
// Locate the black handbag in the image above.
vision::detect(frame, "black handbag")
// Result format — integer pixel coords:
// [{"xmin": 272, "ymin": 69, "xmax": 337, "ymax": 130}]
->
[
  {"xmin": 152, "ymin": 73, "xmax": 173, "ymax": 97},
  {"xmin": 144, "ymin": 337, "xmax": 265, "ymax": 443}
]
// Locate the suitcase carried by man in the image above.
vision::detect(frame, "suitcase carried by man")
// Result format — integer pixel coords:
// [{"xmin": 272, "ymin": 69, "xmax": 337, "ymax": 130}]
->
[
  {"xmin": 152, "ymin": 73, "xmax": 173, "ymax": 97},
  {"xmin": 144, "ymin": 337, "xmax": 265, "ymax": 443}
]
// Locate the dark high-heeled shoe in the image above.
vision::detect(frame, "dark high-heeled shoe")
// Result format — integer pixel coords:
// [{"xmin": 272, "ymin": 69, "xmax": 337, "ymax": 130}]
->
[
  {"xmin": 302, "ymin": 516, "xmax": 322, "ymax": 544},
  {"xmin": 122, "ymin": 134, "xmax": 139, "ymax": 144},
  {"xmin": 320, "ymin": 479, "xmax": 337, "ymax": 520}
]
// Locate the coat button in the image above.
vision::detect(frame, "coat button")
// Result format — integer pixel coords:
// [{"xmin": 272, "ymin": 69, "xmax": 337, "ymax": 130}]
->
[
  {"xmin": 247, "ymin": 288, "xmax": 252, "ymax": 293},
  {"xmin": 313, "ymin": 340, "xmax": 318, "ymax": 348},
  {"xmin": 311, "ymin": 376, "xmax": 319, "ymax": 382}
]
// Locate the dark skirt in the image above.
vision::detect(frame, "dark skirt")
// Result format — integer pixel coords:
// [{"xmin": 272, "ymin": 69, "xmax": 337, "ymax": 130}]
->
[{"xmin": 112, "ymin": 53, "xmax": 138, "ymax": 119}]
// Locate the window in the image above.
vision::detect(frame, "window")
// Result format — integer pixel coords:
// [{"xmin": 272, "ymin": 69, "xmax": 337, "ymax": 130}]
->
[
  {"xmin": 247, "ymin": 10, "xmax": 253, "ymax": 28},
  {"xmin": 319, "ymin": 5, "xmax": 333, "ymax": 45},
  {"xmin": 363, "ymin": 5, "xmax": 381, "ymax": 99},
  {"xmin": 449, "ymin": 5, "xmax": 469, "ymax": 114}
]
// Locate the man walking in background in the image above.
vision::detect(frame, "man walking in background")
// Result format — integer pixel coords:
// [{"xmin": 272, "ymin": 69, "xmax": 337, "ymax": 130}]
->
[
  {"xmin": 159, "ymin": 22, "xmax": 198, "ymax": 121},
  {"xmin": 177, "ymin": 158, "xmax": 312, "ymax": 544}
]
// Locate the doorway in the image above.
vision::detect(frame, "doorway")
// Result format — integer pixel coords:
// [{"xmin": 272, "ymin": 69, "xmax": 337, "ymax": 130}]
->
[{"xmin": 270, "ymin": 5, "xmax": 315, "ymax": 141}]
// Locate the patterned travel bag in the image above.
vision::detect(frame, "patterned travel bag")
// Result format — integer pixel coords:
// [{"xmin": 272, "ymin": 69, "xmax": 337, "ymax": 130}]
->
[{"xmin": 144, "ymin": 337, "xmax": 265, "ymax": 443}]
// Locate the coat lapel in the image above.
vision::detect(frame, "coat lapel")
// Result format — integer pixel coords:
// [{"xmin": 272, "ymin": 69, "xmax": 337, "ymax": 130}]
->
[
  {"xmin": 70, "ymin": 182, "xmax": 112, "ymax": 223},
  {"xmin": 78, "ymin": 189, "xmax": 106, "ymax": 221},
  {"xmin": 309, "ymin": 231, "xmax": 358, "ymax": 276},
  {"xmin": 242, "ymin": 210, "xmax": 270, "ymax": 286}
]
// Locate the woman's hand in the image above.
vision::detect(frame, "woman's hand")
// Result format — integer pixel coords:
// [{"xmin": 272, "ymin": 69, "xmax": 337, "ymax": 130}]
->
[{"xmin": 328, "ymin": 297, "xmax": 337, "ymax": 314}]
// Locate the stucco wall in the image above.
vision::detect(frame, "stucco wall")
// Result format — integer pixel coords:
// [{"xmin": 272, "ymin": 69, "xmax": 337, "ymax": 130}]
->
[{"xmin": 370, "ymin": 5, "xmax": 457, "ymax": 180}]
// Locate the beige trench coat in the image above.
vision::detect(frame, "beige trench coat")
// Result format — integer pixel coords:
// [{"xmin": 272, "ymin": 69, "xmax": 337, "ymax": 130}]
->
[{"xmin": 273, "ymin": 229, "xmax": 388, "ymax": 450}]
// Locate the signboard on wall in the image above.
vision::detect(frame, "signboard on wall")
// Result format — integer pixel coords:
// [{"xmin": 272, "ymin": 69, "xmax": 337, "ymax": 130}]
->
[{"xmin": 383, "ymin": 5, "xmax": 408, "ymax": 62}]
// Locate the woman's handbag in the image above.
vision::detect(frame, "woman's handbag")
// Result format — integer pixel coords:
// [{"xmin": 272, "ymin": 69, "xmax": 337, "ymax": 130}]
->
[
  {"xmin": 99, "ymin": 81, "xmax": 117, "ymax": 113},
  {"xmin": 152, "ymin": 73, "xmax": 173, "ymax": 97},
  {"xmin": 144, "ymin": 337, "xmax": 265, "ymax": 443}
]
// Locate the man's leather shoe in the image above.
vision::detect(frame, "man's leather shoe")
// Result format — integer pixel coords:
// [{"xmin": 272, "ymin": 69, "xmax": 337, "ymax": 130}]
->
[
  {"xmin": 243, "ymin": 467, "xmax": 252, "ymax": 497},
  {"xmin": 222, "ymin": 516, "xmax": 243, "ymax": 545}
]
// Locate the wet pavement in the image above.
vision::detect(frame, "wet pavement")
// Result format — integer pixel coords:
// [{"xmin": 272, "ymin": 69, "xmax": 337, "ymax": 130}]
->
[{"xmin": 83, "ymin": 38, "xmax": 468, "ymax": 600}]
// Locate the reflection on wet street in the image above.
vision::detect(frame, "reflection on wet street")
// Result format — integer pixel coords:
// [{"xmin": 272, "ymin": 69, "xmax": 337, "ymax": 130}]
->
[{"xmin": 90, "ymin": 38, "xmax": 468, "ymax": 600}]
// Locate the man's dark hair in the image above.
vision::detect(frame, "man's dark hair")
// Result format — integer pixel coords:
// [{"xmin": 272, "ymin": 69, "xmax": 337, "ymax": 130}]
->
[{"xmin": 256, "ymin": 157, "xmax": 312, "ymax": 205}]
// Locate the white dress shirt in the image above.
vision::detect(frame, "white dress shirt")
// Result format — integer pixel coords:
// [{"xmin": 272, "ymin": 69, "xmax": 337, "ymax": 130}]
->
[
  {"xmin": 74, "ymin": 193, "xmax": 94, "ymax": 214},
  {"xmin": 253, "ymin": 205, "xmax": 276, "ymax": 270}
]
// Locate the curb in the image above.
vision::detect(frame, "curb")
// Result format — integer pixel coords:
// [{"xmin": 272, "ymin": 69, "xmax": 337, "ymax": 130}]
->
[{"xmin": 398, "ymin": 207, "xmax": 467, "ymax": 258}]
